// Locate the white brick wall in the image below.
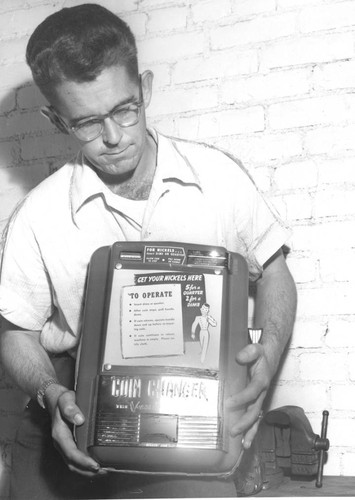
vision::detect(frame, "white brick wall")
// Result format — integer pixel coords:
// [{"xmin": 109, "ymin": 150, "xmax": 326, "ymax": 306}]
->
[{"xmin": 0, "ymin": 0, "xmax": 355, "ymax": 495}]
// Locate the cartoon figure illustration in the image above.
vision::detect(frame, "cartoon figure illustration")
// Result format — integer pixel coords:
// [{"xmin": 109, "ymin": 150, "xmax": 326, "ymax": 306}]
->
[{"xmin": 191, "ymin": 303, "xmax": 217, "ymax": 363}]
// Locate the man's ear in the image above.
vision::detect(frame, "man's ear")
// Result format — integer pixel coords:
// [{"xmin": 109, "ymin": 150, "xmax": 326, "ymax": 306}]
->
[
  {"xmin": 40, "ymin": 106, "xmax": 69, "ymax": 135},
  {"xmin": 141, "ymin": 70, "xmax": 154, "ymax": 109}
]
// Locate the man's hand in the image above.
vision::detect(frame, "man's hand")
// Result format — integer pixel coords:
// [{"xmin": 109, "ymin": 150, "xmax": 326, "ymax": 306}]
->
[
  {"xmin": 226, "ymin": 249, "xmax": 297, "ymax": 450},
  {"xmin": 46, "ymin": 385, "xmax": 107, "ymax": 476},
  {"xmin": 0, "ymin": 322, "xmax": 107, "ymax": 477},
  {"xmin": 226, "ymin": 343, "xmax": 272, "ymax": 449}
]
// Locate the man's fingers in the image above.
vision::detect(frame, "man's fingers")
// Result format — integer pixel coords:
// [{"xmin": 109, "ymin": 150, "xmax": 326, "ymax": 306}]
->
[
  {"xmin": 226, "ymin": 378, "xmax": 266, "ymax": 410},
  {"xmin": 52, "ymin": 408, "xmax": 105, "ymax": 476},
  {"xmin": 57, "ymin": 390, "xmax": 85, "ymax": 425},
  {"xmin": 235, "ymin": 343, "xmax": 263, "ymax": 365},
  {"xmin": 229, "ymin": 397, "xmax": 265, "ymax": 440},
  {"xmin": 242, "ymin": 420, "xmax": 260, "ymax": 450},
  {"xmin": 51, "ymin": 390, "xmax": 108, "ymax": 476}
]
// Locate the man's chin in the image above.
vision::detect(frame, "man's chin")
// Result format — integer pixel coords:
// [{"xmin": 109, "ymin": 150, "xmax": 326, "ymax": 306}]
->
[{"xmin": 89, "ymin": 158, "xmax": 136, "ymax": 179}]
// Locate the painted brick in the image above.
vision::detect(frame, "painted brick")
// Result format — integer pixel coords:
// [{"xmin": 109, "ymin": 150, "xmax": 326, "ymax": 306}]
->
[
  {"xmin": 173, "ymin": 49, "xmax": 258, "ymax": 84},
  {"xmin": 20, "ymin": 134, "xmax": 78, "ymax": 161},
  {"xmin": 0, "ymin": 163, "xmax": 48, "ymax": 194},
  {"xmin": 299, "ymin": 2, "xmax": 355, "ymax": 33},
  {"xmin": 217, "ymin": 131, "xmax": 303, "ymax": 165},
  {"xmin": 191, "ymin": 0, "xmax": 232, "ymax": 23},
  {"xmin": 317, "ymin": 157, "xmax": 355, "ymax": 186},
  {"xmin": 231, "ymin": 0, "xmax": 276, "ymax": 18},
  {"xmin": 328, "ymin": 418, "xmax": 355, "ymax": 447},
  {"xmin": 322, "ymin": 448, "xmax": 342, "ymax": 476},
  {"xmin": 277, "ymin": 0, "xmax": 325, "ymax": 7},
  {"xmin": 0, "ymin": 110, "xmax": 53, "ymax": 139},
  {"xmin": 305, "ymin": 125, "xmax": 355, "ymax": 155},
  {"xmin": 313, "ymin": 60, "xmax": 355, "ymax": 91},
  {"xmin": 0, "ymin": 188, "xmax": 28, "ymax": 221},
  {"xmin": 149, "ymin": 115, "xmax": 178, "ymax": 137},
  {"xmin": 290, "ymin": 318, "xmax": 327, "ymax": 349},
  {"xmin": 267, "ymin": 194, "xmax": 287, "ymax": 221},
  {"xmin": 143, "ymin": 63, "xmax": 171, "ymax": 88},
  {"xmin": 291, "ymin": 221, "xmax": 355, "ymax": 253},
  {"xmin": 319, "ymin": 251, "xmax": 355, "ymax": 283},
  {"xmin": 325, "ymin": 317, "xmax": 355, "ymax": 348},
  {"xmin": 150, "ymin": 85, "xmax": 219, "ymax": 116},
  {"xmin": 137, "ymin": 31, "xmax": 204, "ymax": 63},
  {"xmin": 251, "ymin": 166, "xmax": 272, "ymax": 192},
  {"xmin": 147, "ymin": 6, "xmax": 187, "ymax": 32},
  {"xmin": 0, "ymin": 140, "xmax": 20, "ymax": 167},
  {"xmin": 274, "ymin": 160, "xmax": 318, "ymax": 190},
  {"xmin": 0, "ymin": 0, "xmax": 28, "ymax": 13},
  {"xmin": 64, "ymin": 0, "xmax": 138, "ymax": 14},
  {"xmin": 269, "ymin": 94, "xmax": 355, "ymax": 130},
  {"xmin": 0, "ymin": 88, "xmax": 16, "ymax": 114},
  {"xmin": 275, "ymin": 352, "xmax": 300, "ymax": 381},
  {"xmin": 0, "ymin": 36, "xmax": 27, "ymax": 64},
  {"xmin": 267, "ymin": 382, "xmax": 328, "ymax": 412},
  {"xmin": 0, "ymin": 5, "xmax": 57, "ymax": 39},
  {"xmin": 140, "ymin": 0, "xmax": 187, "ymax": 7},
  {"xmin": 349, "ymin": 353, "xmax": 355, "ymax": 381},
  {"xmin": 172, "ymin": 105, "xmax": 264, "ymax": 139},
  {"xmin": 299, "ymin": 352, "xmax": 348, "ymax": 382},
  {"xmin": 342, "ymin": 451, "xmax": 355, "ymax": 476},
  {"xmin": 286, "ymin": 256, "xmax": 317, "ymax": 284},
  {"xmin": 0, "ymin": 62, "xmax": 32, "ymax": 90},
  {"xmin": 297, "ymin": 284, "xmax": 355, "ymax": 317},
  {"xmin": 283, "ymin": 193, "xmax": 313, "ymax": 221},
  {"xmin": 261, "ymin": 33, "xmax": 354, "ymax": 70},
  {"xmin": 221, "ymin": 68, "xmax": 311, "ymax": 105},
  {"xmin": 313, "ymin": 188, "xmax": 355, "ymax": 218},
  {"xmin": 331, "ymin": 385, "xmax": 355, "ymax": 411},
  {"xmin": 123, "ymin": 12, "xmax": 147, "ymax": 38},
  {"xmin": 197, "ymin": 106, "xmax": 265, "ymax": 137},
  {"xmin": 210, "ymin": 12, "xmax": 297, "ymax": 49},
  {"xmin": 17, "ymin": 84, "xmax": 46, "ymax": 110}
]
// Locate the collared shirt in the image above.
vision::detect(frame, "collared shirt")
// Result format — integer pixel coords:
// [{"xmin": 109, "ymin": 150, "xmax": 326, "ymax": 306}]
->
[{"xmin": 0, "ymin": 130, "xmax": 290, "ymax": 354}]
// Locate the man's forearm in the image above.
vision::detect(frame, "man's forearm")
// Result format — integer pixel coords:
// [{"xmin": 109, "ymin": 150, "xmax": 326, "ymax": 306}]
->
[
  {"xmin": 0, "ymin": 322, "xmax": 58, "ymax": 401},
  {"xmin": 254, "ymin": 251, "xmax": 297, "ymax": 376}
]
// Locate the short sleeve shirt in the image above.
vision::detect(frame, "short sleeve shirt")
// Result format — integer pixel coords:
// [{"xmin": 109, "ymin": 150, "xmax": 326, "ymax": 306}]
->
[{"xmin": 0, "ymin": 130, "xmax": 291, "ymax": 354}]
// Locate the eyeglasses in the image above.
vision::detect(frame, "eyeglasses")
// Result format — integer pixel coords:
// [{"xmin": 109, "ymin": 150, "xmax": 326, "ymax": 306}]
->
[{"xmin": 68, "ymin": 76, "xmax": 143, "ymax": 142}]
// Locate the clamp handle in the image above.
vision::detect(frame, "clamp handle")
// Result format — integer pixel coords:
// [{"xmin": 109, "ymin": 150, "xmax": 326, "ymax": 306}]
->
[{"xmin": 315, "ymin": 410, "xmax": 330, "ymax": 488}]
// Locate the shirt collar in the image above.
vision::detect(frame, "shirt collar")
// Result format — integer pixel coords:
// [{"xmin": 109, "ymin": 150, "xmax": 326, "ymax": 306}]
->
[
  {"xmin": 151, "ymin": 129, "xmax": 202, "ymax": 187},
  {"xmin": 69, "ymin": 128, "xmax": 202, "ymax": 220},
  {"xmin": 70, "ymin": 151, "xmax": 110, "ymax": 218}
]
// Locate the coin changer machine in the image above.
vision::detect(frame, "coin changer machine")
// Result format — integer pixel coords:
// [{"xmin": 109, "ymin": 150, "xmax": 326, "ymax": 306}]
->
[{"xmin": 75, "ymin": 242, "xmax": 249, "ymax": 476}]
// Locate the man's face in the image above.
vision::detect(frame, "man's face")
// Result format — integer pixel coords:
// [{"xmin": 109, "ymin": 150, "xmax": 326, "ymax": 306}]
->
[{"xmin": 48, "ymin": 65, "xmax": 153, "ymax": 179}]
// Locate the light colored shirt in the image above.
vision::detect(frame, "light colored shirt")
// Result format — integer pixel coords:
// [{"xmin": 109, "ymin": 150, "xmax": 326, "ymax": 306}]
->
[{"xmin": 0, "ymin": 130, "xmax": 290, "ymax": 354}]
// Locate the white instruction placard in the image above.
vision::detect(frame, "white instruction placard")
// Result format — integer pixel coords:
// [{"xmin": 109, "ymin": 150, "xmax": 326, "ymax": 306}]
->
[{"xmin": 121, "ymin": 283, "xmax": 184, "ymax": 358}]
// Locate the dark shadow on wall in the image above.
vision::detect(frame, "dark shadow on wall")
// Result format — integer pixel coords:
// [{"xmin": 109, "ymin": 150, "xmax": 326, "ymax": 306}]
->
[
  {"xmin": 0, "ymin": 81, "xmax": 78, "ymax": 499},
  {"xmin": 0, "ymin": 80, "xmax": 78, "ymax": 226}
]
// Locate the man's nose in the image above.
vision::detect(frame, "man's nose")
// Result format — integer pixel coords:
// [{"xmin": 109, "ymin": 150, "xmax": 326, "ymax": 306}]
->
[{"xmin": 102, "ymin": 117, "xmax": 123, "ymax": 145}]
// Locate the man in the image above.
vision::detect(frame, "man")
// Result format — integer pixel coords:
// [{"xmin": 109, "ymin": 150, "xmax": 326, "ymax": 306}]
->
[{"xmin": 0, "ymin": 4, "xmax": 297, "ymax": 499}]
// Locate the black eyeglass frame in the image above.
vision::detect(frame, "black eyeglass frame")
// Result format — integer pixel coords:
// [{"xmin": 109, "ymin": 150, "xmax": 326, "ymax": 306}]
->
[{"xmin": 44, "ymin": 74, "xmax": 144, "ymax": 142}]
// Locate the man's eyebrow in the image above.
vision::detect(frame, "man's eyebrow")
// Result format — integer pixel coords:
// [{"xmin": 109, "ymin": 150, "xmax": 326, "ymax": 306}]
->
[{"xmin": 69, "ymin": 95, "xmax": 138, "ymax": 126}]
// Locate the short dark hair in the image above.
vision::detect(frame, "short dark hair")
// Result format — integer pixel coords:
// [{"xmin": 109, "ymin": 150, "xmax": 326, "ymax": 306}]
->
[{"xmin": 26, "ymin": 4, "xmax": 138, "ymax": 96}]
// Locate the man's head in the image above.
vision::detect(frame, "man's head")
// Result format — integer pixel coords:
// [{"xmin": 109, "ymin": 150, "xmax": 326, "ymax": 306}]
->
[
  {"xmin": 26, "ymin": 3, "xmax": 139, "ymax": 99},
  {"xmin": 26, "ymin": 4, "xmax": 155, "ymax": 184}
]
